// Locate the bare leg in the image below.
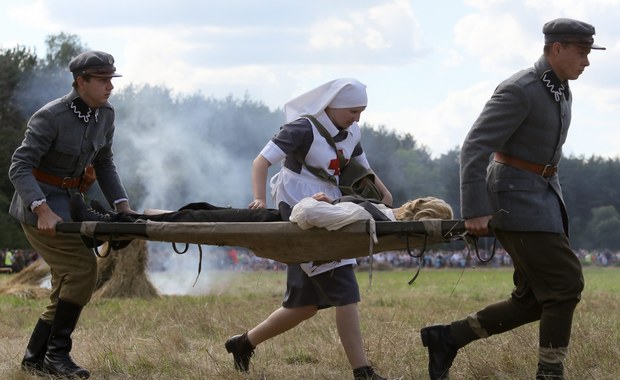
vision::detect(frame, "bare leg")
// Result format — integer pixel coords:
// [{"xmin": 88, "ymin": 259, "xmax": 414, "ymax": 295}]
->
[
  {"xmin": 336, "ymin": 303, "xmax": 369, "ymax": 369},
  {"xmin": 247, "ymin": 305, "xmax": 318, "ymax": 346}
]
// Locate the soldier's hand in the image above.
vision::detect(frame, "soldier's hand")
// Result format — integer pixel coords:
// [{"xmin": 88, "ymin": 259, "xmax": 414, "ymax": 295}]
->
[
  {"xmin": 35, "ymin": 203, "xmax": 63, "ymax": 236},
  {"xmin": 464, "ymin": 215, "xmax": 493, "ymax": 236}
]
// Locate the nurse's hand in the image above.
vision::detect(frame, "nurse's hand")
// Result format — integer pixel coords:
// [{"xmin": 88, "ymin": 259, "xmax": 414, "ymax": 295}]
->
[
  {"xmin": 312, "ymin": 192, "xmax": 333, "ymax": 203},
  {"xmin": 249, "ymin": 199, "xmax": 267, "ymax": 209}
]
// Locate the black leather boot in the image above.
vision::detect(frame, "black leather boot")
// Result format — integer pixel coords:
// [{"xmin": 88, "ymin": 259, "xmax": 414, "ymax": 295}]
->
[
  {"xmin": 90, "ymin": 199, "xmax": 125, "ymax": 220},
  {"xmin": 420, "ymin": 324, "xmax": 458, "ymax": 380},
  {"xmin": 21, "ymin": 318, "xmax": 52, "ymax": 374},
  {"xmin": 43, "ymin": 299, "xmax": 91, "ymax": 379},
  {"xmin": 71, "ymin": 193, "xmax": 137, "ymax": 223},
  {"xmin": 224, "ymin": 332, "xmax": 255, "ymax": 371},
  {"xmin": 70, "ymin": 194, "xmax": 134, "ymax": 250},
  {"xmin": 90, "ymin": 199, "xmax": 135, "ymax": 250},
  {"xmin": 353, "ymin": 365, "xmax": 388, "ymax": 380},
  {"xmin": 536, "ymin": 362, "xmax": 564, "ymax": 379},
  {"xmin": 70, "ymin": 193, "xmax": 113, "ymax": 222}
]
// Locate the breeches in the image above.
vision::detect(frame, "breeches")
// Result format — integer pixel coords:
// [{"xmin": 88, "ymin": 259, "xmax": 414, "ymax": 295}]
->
[
  {"xmin": 474, "ymin": 229, "xmax": 584, "ymax": 350},
  {"xmin": 22, "ymin": 224, "xmax": 98, "ymax": 322}
]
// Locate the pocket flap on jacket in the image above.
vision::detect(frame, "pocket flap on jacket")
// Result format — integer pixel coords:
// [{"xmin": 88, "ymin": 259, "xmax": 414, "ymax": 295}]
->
[
  {"xmin": 54, "ymin": 141, "xmax": 81, "ymax": 155},
  {"xmin": 491, "ymin": 177, "xmax": 535, "ymax": 192}
]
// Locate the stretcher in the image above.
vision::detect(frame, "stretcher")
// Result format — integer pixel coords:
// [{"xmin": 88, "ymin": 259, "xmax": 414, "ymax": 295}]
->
[{"xmin": 55, "ymin": 219, "xmax": 468, "ymax": 264}]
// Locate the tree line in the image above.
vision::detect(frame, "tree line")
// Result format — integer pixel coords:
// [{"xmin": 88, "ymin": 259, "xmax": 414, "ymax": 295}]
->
[{"xmin": 1, "ymin": 34, "xmax": 619, "ymax": 250}]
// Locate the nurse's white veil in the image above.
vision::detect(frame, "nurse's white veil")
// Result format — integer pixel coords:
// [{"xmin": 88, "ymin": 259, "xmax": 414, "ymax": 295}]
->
[{"xmin": 284, "ymin": 78, "xmax": 367, "ymax": 123}]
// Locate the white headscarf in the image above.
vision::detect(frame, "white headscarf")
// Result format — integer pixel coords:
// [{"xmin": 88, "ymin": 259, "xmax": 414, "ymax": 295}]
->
[{"xmin": 284, "ymin": 78, "xmax": 367, "ymax": 122}]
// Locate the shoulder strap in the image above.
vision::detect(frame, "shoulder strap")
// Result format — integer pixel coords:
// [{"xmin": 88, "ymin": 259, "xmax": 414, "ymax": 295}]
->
[
  {"xmin": 288, "ymin": 116, "xmax": 336, "ymax": 185},
  {"xmin": 290, "ymin": 115, "xmax": 349, "ymax": 186},
  {"xmin": 303, "ymin": 115, "xmax": 346, "ymax": 170}
]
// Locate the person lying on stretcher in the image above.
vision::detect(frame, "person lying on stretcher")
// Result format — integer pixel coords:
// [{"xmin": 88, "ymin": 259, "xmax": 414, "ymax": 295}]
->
[{"xmin": 70, "ymin": 192, "xmax": 453, "ymax": 224}]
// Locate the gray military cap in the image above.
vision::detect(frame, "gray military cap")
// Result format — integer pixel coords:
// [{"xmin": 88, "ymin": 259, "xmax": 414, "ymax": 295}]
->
[
  {"xmin": 69, "ymin": 51, "xmax": 123, "ymax": 78},
  {"xmin": 543, "ymin": 18, "xmax": 605, "ymax": 50}
]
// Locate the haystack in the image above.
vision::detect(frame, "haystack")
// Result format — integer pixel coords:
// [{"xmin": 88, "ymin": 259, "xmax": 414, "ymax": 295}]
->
[
  {"xmin": 0, "ymin": 258, "xmax": 50, "ymax": 299},
  {"xmin": 92, "ymin": 239, "xmax": 159, "ymax": 300},
  {"xmin": 0, "ymin": 239, "xmax": 158, "ymax": 300}
]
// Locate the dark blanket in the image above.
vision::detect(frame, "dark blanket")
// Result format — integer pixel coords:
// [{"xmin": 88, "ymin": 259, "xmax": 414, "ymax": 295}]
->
[{"xmin": 138, "ymin": 196, "xmax": 391, "ymax": 223}]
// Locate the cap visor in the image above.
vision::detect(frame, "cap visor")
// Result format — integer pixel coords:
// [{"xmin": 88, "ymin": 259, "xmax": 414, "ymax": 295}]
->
[
  {"xmin": 90, "ymin": 73, "xmax": 123, "ymax": 77},
  {"xmin": 572, "ymin": 42, "xmax": 606, "ymax": 50}
]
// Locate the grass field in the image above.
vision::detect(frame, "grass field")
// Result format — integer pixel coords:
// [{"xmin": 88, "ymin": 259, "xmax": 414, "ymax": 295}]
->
[{"xmin": 0, "ymin": 266, "xmax": 618, "ymax": 379}]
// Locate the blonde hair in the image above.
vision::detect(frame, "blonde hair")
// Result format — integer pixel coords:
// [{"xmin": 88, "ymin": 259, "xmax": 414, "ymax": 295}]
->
[{"xmin": 396, "ymin": 196, "xmax": 454, "ymax": 221}]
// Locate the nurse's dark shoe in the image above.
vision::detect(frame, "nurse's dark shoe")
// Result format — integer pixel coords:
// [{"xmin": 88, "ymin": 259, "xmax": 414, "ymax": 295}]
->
[
  {"xmin": 225, "ymin": 332, "xmax": 255, "ymax": 372},
  {"xmin": 353, "ymin": 365, "xmax": 389, "ymax": 380}
]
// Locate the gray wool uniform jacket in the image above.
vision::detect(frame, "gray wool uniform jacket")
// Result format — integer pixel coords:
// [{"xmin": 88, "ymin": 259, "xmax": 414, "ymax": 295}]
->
[
  {"xmin": 460, "ymin": 55, "xmax": 570, "ymax": 234},
  {"xmin": 9, "ymin": 89, "xmax": 128, "ymax": 226}
]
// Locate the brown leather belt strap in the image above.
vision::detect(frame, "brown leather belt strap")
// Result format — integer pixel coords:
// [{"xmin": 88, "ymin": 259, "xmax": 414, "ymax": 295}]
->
[
  {"xmin": 494, "ymin": 152, "xmax": 557, "ymax": 178},
  {"xmin": 32, "ymin": 168, "xmax": 82, "ymax": 189}
]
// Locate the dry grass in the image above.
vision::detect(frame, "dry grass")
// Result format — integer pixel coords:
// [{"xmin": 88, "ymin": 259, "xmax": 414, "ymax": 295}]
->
[{"xmin": 0, "ymin": 267, "xmax": 618, "ymax": 379}]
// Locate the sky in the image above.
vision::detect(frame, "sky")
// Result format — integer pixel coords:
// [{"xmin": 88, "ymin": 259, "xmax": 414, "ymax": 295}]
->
[{"xmin": 1, "ymin": 0, "xmax": 619, "ymax": 159}]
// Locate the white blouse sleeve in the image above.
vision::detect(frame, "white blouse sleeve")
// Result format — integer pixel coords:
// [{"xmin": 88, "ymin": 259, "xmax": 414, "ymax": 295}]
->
[{"xmin": 259, "ymin": 140, "xmax": 287, "ymax": 165}]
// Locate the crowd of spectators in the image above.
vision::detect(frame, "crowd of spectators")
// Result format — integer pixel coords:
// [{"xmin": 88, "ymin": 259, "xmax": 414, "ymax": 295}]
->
[
  {"xmin": 3, "ymin": 244, "xmax": 619, "ymax": 276},
  {"xmin": 189, "ymin": 245, "xmax": 620, "ymax": 272},
  {"xmin": 0, "ymin": 248, "xmax": 40, "ymax": 274}
]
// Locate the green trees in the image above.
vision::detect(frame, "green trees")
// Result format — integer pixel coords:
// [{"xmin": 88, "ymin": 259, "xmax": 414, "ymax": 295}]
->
[
  {"xmin": 0, "ymin": 34, "xmax": 86, "ymax": 247},
  {"xmin": 586, "ymin": 206, "xmax": 620, "ymax": 250},
  {"xmin": 0, "ymin": 46, "xmax": 38, "ymax": 247},
  {"xmin": 559, "ymin": 155, "xmax": 620, "ymax": 248}
]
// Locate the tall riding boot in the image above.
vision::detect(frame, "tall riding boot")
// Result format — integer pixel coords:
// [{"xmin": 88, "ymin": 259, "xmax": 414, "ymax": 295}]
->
[
  {"xmin": 43, "ymin": 299, "xmax": 91, "ymax": 379},
  {"xmin": 21, "ymin": 318, "xmax": 52, "ymax": 374}
]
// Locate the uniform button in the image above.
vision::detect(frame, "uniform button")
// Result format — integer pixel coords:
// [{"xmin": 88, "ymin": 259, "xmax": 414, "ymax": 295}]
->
[{"xmin": 508, "ymin": 184, "xmax": 515, "ymax": 189}]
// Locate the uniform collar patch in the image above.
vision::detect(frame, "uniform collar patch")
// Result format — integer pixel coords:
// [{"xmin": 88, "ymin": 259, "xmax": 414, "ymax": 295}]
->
[
  {"xmin": 540, "ymin": 70, "xmax": 569, "ymax": 102},
  {"xmin": 70, "ymin": 97, "xmax": 98, "ymax": 123}
]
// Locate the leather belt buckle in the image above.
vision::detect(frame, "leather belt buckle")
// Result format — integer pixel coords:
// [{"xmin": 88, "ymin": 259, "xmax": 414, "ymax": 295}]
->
[
  {"xmin": 541, "ymin": 164, "xmax": 556, "ymax": 178},
  {"xmin": 61, "ymin": 177, "xmax": 74, "ymax": 189}
]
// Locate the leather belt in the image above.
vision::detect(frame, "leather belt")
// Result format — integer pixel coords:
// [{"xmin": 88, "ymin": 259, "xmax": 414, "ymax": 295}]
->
[
  {"xmin": 494, "ymin": 152, "xmax": 557, "ymax": 178},
  {"xmin": 32, "ymin": 168, "xmax": 82, "ymax": 189}
]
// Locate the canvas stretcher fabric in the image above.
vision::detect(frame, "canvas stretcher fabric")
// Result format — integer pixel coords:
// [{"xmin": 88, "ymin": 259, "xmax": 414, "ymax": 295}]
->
[{"xmin": 57, "ymin": 219, "xmax": 466, "ymax": 264}]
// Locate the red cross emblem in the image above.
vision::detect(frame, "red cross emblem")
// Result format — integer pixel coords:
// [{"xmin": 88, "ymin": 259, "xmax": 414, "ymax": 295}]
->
[{"xmin": 328, "ymin": 150, "xmax": 348, "ymax": 175}]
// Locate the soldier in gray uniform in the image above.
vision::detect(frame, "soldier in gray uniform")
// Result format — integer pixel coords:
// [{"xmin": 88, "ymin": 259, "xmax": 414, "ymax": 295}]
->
[
  {"xmin": 9, "ymin": 50, "xmax": 134, "ymax": 378},
  {"xmin": 419, "ymin": 18, "xmax": 605, "ymax": 380}
]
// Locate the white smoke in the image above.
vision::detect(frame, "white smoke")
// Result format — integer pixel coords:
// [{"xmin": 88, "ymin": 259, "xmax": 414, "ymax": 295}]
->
[
  {"xmin": 146, "ymin": 242, "xmax": 223, "ymax": 295},
  {"xmin": 113, "ymin": 89, "xmax": 263, "ymax": 210},
  {"xmin": 12, "ymin": 71, "xmax": 280, "ymax": 296},
  {"xmin": 108, "ymin": 87, "xmax": 283, "ymax": 295}
]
